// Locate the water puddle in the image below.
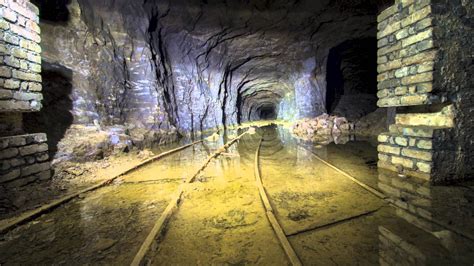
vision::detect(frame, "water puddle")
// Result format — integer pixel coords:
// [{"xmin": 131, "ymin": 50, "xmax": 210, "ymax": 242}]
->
[
  {"xmin": 0, "ymin": 138, "xmax": 222, "ymax": 265},
  {"xmin": 0, "ymin": 124, "xmax": 473, "ymax": 265},
  {"xmin": 151, "ymin": 132, "xmax": 288, "ymax": 265}
]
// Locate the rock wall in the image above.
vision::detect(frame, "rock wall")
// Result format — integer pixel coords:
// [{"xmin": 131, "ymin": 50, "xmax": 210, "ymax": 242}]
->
[
  {"xmin": 32, "ymin": 0, "xmax": 385, "ymax": 160},
  {"xmin": 0, "ymin": 0, "xmax": 52, "ymax": 188},
  {"xmin": 376, "ymin": 0, "xmax": 473, "ymax": 183},
  {"xmin": 431, "ymin": 0, "xmax": 474, "ymax": 181}
]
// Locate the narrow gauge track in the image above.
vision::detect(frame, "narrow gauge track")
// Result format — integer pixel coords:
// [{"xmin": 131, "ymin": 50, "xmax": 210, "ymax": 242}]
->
[
  {"xmin": 254, "ymin": 126, "xmax": 474, "ymax": 266},
  {"xmin": 298, "ymin": 144, "xmax": 474, "ymax": 242},
  {"xmin": 252, "ymin": 127, "xmax": 384, "ymax": 266},
  {"xmin": 134, "ymin": 127, "xmax": 383, "ymax": 266},
  {"xmin": 0, "ymin": 129, "xmax": 252, "ymax": 266},
  {"xmin": 0, "ymin": 140, "xmax": 204, "ymax": 235},
  {"xmin": 254, "ymin": 136, "xmax": 303, "ymax": 266},
  {"xmin": 131, "ymin": 131, "xmax": 250, "ymax": 265},
  {"xmin": 3, "ymin": 125, "xmax": 470, "ymax": 265}
]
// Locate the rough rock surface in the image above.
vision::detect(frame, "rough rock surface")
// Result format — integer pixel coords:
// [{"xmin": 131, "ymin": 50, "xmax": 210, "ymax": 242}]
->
[
  {"xmin": 53, "ymin": 125, "xmax": 132, "ymax": 163},
  {"xmin": 354, "ymin": 108, "xmax": 390, "ymax": 137},
  {"xmin": 27, "ymin": 0, "xmax": 390, "ymax": 161},
  {"xmin": 291, "ymin": 114, "xmax": 353, "ymax": 143}
]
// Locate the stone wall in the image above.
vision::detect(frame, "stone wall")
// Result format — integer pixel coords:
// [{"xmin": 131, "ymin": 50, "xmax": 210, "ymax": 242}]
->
[
  {"xmin": 0, "ymin": 0, "xmax": 42, "ymax": 112},
  {"xmin": 0, "ymin": 0, "xmax": 51, "ymax": 188},
  {"xmin": 376, "ymin": 0, "xmax": 472, "ymax": 183},
  {"xmin": 0, "ymin": 133, "xmax": 50, "ymax": 187}
]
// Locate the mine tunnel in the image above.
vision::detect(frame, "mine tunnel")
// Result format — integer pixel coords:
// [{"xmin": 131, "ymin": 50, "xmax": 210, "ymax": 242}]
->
[
  {"xmin": 256, "ymin": 104, "xmax": 277, "ymax": 120},
  {"xmin": 0, "ymin": 0, "xmax": 473, "ymax": 265}
]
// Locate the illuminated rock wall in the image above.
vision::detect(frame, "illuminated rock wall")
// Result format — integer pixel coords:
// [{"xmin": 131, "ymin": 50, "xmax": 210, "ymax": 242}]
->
[
  {"xmin": 0, "ymin": 0, "xmax": 51, "ymax": 187},
  {"xmin": 376, "ymin": 0, "xmax": 473, "ymax": 183}
]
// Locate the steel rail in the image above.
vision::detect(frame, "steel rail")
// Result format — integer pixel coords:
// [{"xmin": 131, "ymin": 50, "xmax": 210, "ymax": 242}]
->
[
  {"xmin": 131, "ymin": 131, "xmax": 249, "ymax": 266},
  {"xmin": 0, "ymin": 140, "xmax": 203, "ymax": 235},
  {"xmin": 254, "ymin": 137, "xmax": 303, "ymax": 266},
  {"xmin": 300, "ymin": 144, "xmax": 474, "ymax": 242}
]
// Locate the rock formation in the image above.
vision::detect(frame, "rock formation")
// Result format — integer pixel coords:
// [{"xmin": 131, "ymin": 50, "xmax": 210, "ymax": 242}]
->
[{"xmin": 26, "ymin": 0, "xmax": 391, "ymax": 161}]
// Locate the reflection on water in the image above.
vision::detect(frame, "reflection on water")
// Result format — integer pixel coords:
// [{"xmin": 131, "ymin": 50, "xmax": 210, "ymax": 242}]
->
[
  {"xmin": 0, "ymin": 139, "xmax": 224, "ymax": 265},
  {"xmin": 149, "ymin": 131, "xmax": 290, "ymax": 265},
  {"xmin": 262, "ymin": 125, "xmax": 474, "ymax": 265},
  {"xmin": 378, "ymin": 170, "xmax": 474, "ymax": 265},
  {"xmin": 0, "ymin": 124, "xmax": 473, "ymax": 265}
]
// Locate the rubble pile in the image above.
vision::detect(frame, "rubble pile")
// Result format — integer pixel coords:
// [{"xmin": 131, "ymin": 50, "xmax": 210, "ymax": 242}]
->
[{"xmin": 291, "ymin": 114, "xmax": 354, "ymax": 141}]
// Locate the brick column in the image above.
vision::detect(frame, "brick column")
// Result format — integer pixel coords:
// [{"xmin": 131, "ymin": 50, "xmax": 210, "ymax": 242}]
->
[
  {"xmin": 0, "ymin": 0, "xmax": 51, "ymax": 187},
  {"xmin": 376, "ymin": 0, "xmax": 473, "ymax": 183}
]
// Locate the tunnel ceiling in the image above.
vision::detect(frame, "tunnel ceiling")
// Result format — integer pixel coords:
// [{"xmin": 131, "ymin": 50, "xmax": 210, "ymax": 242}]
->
[
  {"xmin": 151, "ymin": 0, "xmax": 385, "ymax": 89},
  {"xmin": 37, "ymin": 0, "xmax": 393, "ymax": 133}
]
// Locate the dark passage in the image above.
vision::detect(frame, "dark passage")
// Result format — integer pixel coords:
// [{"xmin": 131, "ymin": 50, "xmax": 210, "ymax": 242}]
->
[
  {"xmin": 31, "ymin": 0, "xmax": 71, "ymax": 23},
  {"xmin": 326, "ymin": 38, "xmax": 378, "ymax": 120},
  {"xmin": 258, "ymin": 105, "xmax": 277, "ymax": 120}
]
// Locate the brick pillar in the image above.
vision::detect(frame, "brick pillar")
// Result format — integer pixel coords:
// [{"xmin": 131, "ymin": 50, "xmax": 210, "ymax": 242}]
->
[
  {"xmin": 376, "ymin": 0, "xmax": 473, "ymax": 183},
  {"xmin": 0, "ymin": 0, "xmax": 51, "ymax": 187}
]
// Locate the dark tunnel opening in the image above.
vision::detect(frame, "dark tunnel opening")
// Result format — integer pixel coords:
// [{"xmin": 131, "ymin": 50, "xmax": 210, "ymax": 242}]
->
[
  {"xmin": 325, "ymin": 37, "xmax": 378, "ymax": 121},
  {"xmin": 326, "ymin": 50, "xmax": 344, "ymax": 113},
  {"xmin": 257, "ymin": 104, "xmax": 277, "ymax": 120},
  {"xmin": 30, "ymin": 0, "xmax": 71, "ymax": 23}
]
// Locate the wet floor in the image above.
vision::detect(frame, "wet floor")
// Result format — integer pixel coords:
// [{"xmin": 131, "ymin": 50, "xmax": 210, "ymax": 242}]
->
[
  {"xmin": 1, "ymin": 124, "xmax": 473, "ymax": 265},
  {"xmin": 150, "ymin": 132, "xmax": 288, "ymax": 265}
]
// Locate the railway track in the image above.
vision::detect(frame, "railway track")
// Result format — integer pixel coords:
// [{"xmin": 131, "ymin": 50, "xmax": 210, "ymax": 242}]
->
[
  {"xmin": 0, "ymin": 129, "xmax": 255, "ymax": 265},
  {"xmin": 254, "ymin": 127, "xmax": 474, "ymax": 265},
  {"xmin": 131, "ymin": 130, "xmax": 250, "ymax": 265},
  {"xmin": 251, "ymin": 130, "xmax": 383, "ymax": 266},
  {"xmin": 129, "ymin": 127, "xmax": 306, "ymax": 265},
  {"xmin": 0, "ymin": 140, "xmax": 204, "ymax": 235},
  {"xmin": 2, "ymin": 125, "xmax": 470, "ymax": 265},
  {"xmin": 0, "ymin": 127, "xmax": 387, "ymax": 265},
  {"xmin": 298, "ymin": 143, "xmax": 474, "ymax": 242},
  {"xmin": 254, "ymin": 135, "xmax": 302, "ymax": 266}
]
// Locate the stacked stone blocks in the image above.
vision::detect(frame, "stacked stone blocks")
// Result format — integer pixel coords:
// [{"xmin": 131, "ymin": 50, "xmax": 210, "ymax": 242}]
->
[
  {"xmin": 0, "ymin": 0, "xmax": 51, "ymax": 187},
  {"xmin": 377, "ymin": 0, "xmax": 441, "ymax": 108},
  {"xmin": 0, "ymin": 133, "xmax": 50, "ymax": 187},
  {"xmin": 0, "ymin": 0, "xmax": 42, "ymax": 112},
  {"xmin": 378, "ymin": 169, "xmax": 433, "ymax": 221},
  {"xmin": 376, "ymin": 0, "xmax": 460, "ymax": 183}
]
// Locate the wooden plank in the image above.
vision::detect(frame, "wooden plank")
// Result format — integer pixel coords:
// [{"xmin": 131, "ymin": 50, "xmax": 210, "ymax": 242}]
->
[
  {"xmin": 0, "ymin": 140, "xmax": 203, "ymax": 235},
  {"xmin": 130, "ymin": 131, "xmax": 249, "ymax": 266}
]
